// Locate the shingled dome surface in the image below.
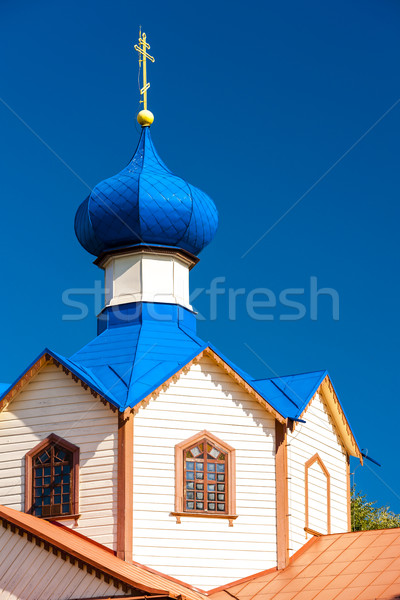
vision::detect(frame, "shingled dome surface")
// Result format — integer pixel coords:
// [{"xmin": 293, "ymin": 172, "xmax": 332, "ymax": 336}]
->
[{"xmin": 75, "ymin": 127, "xmax": 218, "ymax": 257}]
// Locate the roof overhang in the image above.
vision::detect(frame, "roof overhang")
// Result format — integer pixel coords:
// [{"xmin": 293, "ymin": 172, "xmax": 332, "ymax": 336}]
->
[{"xmin": 0, "ymin": 349, "xmax": 120, "ymax": 415}]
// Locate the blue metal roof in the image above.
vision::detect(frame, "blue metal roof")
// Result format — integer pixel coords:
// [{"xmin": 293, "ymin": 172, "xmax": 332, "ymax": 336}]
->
[
  {"xmin": 67, "ymin": 304, "xmax": 331, "ymax": 419},
  {"xmin": 70, "ymin": 303, "xmax": 207, "ymax": 410},
  {"xmin": 0, "ymin": 302, "xmax": 357, "ymax": 456},
  {"xmin": 0, "ymin": 312, "xmax": 330, "ymax": 419},
  {"xmin": 74, "ymin": 127, "xmax": 218, "ymax": 257},
  {"xmin": 251, "ymin": 370, "xmax": 328, "ymax": 419},
  {"xmin": 0, "ymin": 383, "xmax": 9, "ymax": 396}
]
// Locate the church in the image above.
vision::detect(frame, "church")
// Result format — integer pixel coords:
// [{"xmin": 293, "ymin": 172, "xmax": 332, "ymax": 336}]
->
[{"xmin": 0, "ymin": 34, "xmax": 399, "ymax": 600}]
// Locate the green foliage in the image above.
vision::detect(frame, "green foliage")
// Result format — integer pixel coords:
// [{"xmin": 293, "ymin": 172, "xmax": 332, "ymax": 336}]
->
[{"xmin": 351, "ymin": 486, "xmax": 400, "ymax": 531}]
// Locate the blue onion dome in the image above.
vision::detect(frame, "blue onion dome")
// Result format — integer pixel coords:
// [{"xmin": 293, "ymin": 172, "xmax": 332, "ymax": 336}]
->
[{"xmin": 74, "ymin": 126, "xmax": 218, "ymax": 257}]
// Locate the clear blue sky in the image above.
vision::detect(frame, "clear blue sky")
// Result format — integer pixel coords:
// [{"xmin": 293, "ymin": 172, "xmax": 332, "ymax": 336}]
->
[{"xmin": 1, "ymin": 0, "xmax": 399, "ymax": 511}]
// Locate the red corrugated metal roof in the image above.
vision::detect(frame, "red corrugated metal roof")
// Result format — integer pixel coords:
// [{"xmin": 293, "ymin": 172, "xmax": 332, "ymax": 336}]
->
[
  {"xmin": 3, "ymin": 502, "xmax": 400, "ymax": 599},
  {"xmin": 0, "ymin": 505, "xmax": 207, "ymax": 600},
  {"xmin": 209, "ymin": 529, "xmax": 400, "ymax": 600}
]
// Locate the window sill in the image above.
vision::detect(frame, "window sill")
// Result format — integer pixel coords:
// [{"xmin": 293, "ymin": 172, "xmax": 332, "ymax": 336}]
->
[
  {"xmin": 44, "ymin": 514, "xmax": 81, "ymax": 523},
  {"xmin": 171, "ymin": 512, "xmax": 238, "ymax": 527}
]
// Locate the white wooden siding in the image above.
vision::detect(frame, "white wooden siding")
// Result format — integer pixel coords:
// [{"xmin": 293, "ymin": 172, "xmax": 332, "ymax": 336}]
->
[
  {"xmin": 133, "ymin": 356, "xmax": 277, "ymax": 591},
  {"xmin": 287, "ymin": 391, "xmax": 348, "ymax": 555},
  {"xmin": 0, "ymin": 524, "xmax": 123, "ymax": 600},
  {"xmin": 0, "ymin": 364, "xmax": 118, "ymax": 550}
]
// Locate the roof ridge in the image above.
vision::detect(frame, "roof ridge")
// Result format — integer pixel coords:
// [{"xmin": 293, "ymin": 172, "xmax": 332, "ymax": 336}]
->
[
  {"xmin": 123, "ymin": 318, "xmax": 145, "ymax": 410},
  {"xmin": 252, "ymin": 369, "xmax": 328, "ymax": 382},
  {"xmin": 270, "ymin": 379, "xmax": 300, "ymax": 410}
]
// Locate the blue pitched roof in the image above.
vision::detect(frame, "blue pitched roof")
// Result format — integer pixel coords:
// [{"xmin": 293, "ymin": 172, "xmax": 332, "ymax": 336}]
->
[
  {"xmin": 68, "ymin": 303, "xmax": 328, "ymax": 420},
  {"xmin": 0, "ymin": 302, "xmax": 357, "ymax": 456},
  {"xmin": 70, "ymin": 303, "xmax": 207, "ymax": 411},
  {"xmin": 251, "ymin": 370, "xmax": 328, "ymax": 420},
  {"xmin": 0, "ymin": 313, "xmax": 328, "ymax": 419}
]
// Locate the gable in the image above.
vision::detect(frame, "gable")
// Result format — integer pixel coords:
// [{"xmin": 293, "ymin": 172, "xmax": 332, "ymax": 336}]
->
[
  {"xmin": 295, "ymin": 388, "xmax": 348, "ymax": 456},
  {"xmin": 135, "ymin": 353, "xmax": 278, "ymax": 430},
  {"xmin": 0, "ymin": 363, "xmax": 118, "ymax": 550},
  {"xmin": 132, "ymin": 347, "xmax": 286, "ymax": 424},
  {"xmin": 0, "ymin": 350, "xmax": 119, "ymax": 416},
  {"xmin": 132, "ymin": 354, "xmax": 278, "ymax": 590}
]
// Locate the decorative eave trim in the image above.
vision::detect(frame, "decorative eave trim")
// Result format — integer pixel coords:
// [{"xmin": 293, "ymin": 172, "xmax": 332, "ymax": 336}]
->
[
  {"xmin": 0, "ymin": 517, "xmax": 138, "ymax": 595},
  {"xmin": 50, "ymin": 355, "xmax": 118, "ymax": 414},
  {"xmin": 205, "ymin": 348, "xmax": 286, "ymax": 424},
  {"xmin": 294, "ymin": 375, "xmax": 362, "ymax": 461},
  {"xmin": 132, "ymin": 347, "xmax": 286, "ymax": 425},
  {"xmin": 320, "ymin": 375, "xmax": 362, "ymax": 461},
  {"xmin": 132, "ymin": 350, "xmax": 206, "ymax": 415},
  {"xmin": 0, "ymin": 354, "xmax": 48, "ymax": 414},
  {"xmin": 0, "ymin": 352, "xmax": 118, "ymax": 416}
]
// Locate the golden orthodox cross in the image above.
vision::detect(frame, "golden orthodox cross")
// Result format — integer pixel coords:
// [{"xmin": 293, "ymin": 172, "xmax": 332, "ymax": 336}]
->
[{"xmin": 134, "ymin": 30, "xmax": 155, "ymax": 111}]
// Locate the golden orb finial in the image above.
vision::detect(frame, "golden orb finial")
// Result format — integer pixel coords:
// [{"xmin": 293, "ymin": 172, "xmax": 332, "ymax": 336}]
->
[{"xmin": 137, "ymin": 109, "xmax": 154, "ymax": 127}]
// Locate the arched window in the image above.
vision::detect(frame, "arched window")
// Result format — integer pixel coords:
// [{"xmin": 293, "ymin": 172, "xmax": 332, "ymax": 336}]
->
[
  {"xmin": 25, "ymin": 434, "xmax": 79, "ymax": 519},
  {"xmin": 174, "ymin": 431, "xmax": 236, "ymax": 521},
  {"xmin": 305, "ymin": 453, "xmax": 331, "ymax": 535}
]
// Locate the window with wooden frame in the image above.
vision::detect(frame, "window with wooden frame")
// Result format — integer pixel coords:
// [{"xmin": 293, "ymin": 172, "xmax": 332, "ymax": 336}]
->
[
  {"xmin": 174, "ymin": 431, "xmax": 237, "ymax": 524},
  {"xmin": 25, "ymin": 434, "xmax": 79, "ymax": 519}
]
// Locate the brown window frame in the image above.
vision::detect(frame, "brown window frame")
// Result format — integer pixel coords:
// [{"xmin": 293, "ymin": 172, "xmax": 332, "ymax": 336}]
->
[
  {"xmin": 304, "ymin": 453, "xmax": 331, "ymax": 535},
  {"xmin": 173, "ymin": 430, "xmax": 237, "ymax": 524},
  {"xmin": 25, "ymin": 434, "xmax": 80, "ymax": 520}
]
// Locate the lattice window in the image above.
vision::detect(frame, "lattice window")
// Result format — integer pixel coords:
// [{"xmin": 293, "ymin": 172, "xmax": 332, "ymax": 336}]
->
[
  {"xmin": 175, "ymin": 430, "xmax": 236, "ymax": 518},
  {"xmin": 184, "ymin": 438, "xmax": 227, "ymax": 513},
  {"xmin": 25, "ymin": 434, "xmax": 79, "ymax": 518}
]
